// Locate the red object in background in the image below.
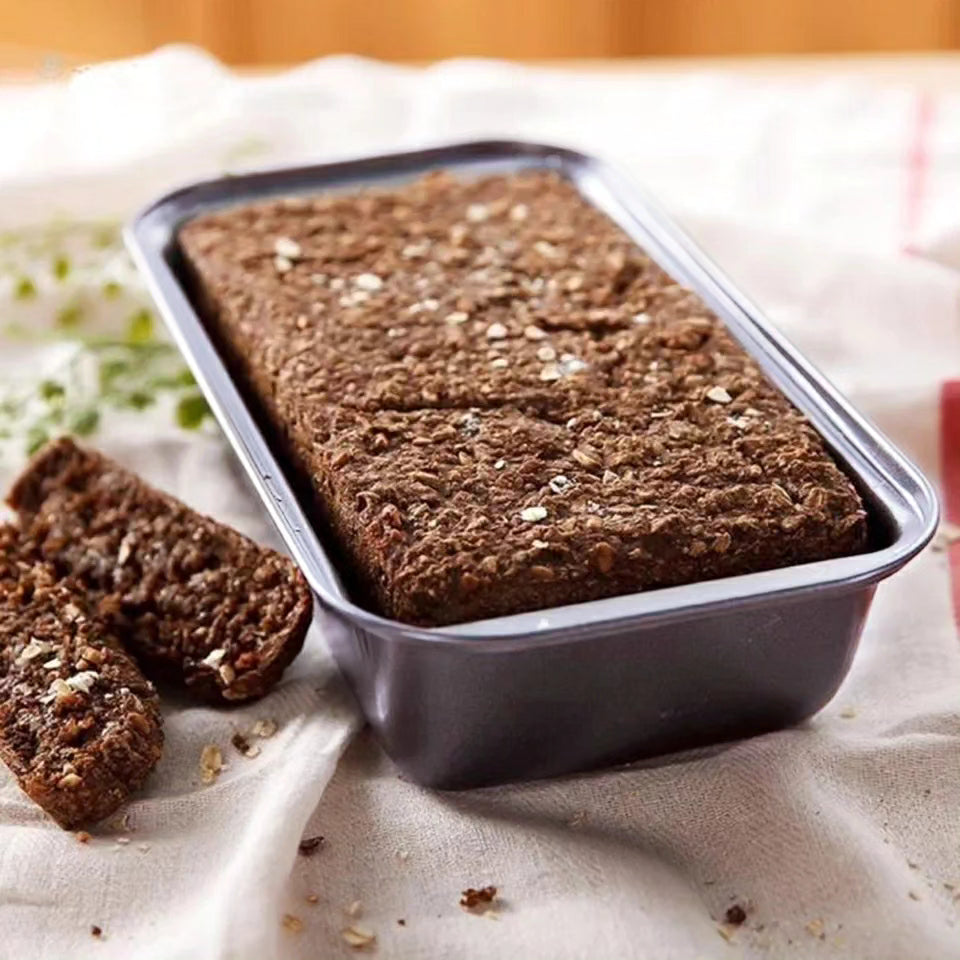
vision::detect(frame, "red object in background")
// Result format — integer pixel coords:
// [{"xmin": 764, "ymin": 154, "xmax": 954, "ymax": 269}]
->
[{"xmin": 939, "ymin": 381, "xmax": 960, "ymax": 624}]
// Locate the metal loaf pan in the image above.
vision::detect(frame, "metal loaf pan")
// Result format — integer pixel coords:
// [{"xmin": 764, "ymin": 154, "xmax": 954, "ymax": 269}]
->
[{"xmin": 127, "ymin": 141, "xmax": 937, "ymax": 788}]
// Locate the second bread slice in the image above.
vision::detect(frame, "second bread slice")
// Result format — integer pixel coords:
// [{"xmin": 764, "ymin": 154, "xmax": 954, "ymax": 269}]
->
[
  {"xmin": 0, "ymin": 526, "xmax": 163, "ymax": 828},
  {"xmin": 8, "ymin": 437, "xmax": 313, "ymax": 703}
]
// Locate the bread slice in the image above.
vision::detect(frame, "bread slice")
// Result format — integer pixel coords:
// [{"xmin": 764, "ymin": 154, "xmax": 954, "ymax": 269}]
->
[
  {"xmin": 0, "ymin": 526, "xmax": 163, "ymax": 828},
  {"xmin": 8, "ymin": 437, "xmax": 312, "ymax": 703}
]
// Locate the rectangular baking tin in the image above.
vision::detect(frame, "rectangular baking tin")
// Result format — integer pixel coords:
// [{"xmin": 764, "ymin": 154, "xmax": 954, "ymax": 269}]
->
[{"xmin": 128, "ymin": 141, "xmax": 937, "ymax": 788}]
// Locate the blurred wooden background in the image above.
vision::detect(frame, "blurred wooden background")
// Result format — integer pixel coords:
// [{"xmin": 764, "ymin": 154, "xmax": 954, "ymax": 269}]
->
[{"xmin": 1, "ymin": 0, "xmax": 959, "ymax": 64}]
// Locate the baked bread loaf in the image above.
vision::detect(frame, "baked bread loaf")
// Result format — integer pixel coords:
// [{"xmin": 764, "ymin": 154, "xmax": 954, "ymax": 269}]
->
[
  {"xmin": 179, "ymin": 171, "xmax": 867, "ymax": 626},
  {"xmin": 0, "ymin": 526, "xmax": 163, "ymax": 829},
  {"xmin": 8, "ymin": 438, "xmax": 312, "ymax": 702}
]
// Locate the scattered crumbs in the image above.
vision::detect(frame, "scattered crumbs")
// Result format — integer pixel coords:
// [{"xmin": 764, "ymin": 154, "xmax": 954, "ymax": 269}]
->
[
  {"xmin": 251, "ymin": 718, "xmax": 278, "ymax": 739},
  {"xmin": 76, "ymin": 831, "xmax": 91, "ymax": 844},
  {"xmin": 705, "ymin": 386, "xmax": 732, "ymax": 404},
  {"xmin": 494, "ymin": 459, "xmax": 506, "ymax": 470},
  {"xmin": 345, "ymin": 900, "xmax": 363, "ymax": 918},
  {"xmin": 114, "ymin": 836, "xmax": 130, "ymax": 846},
  {"xmin": 460, "ymin": 886, "xmax": 498, "ymax": 911},
  {"xmin": 716, "ymin": 925, "xmax": 734, "ymax": 943},
  {"xmin": 805, "ymin": 919, "xmax": 826, "ymax": 940},
  {"xmin": 840, "ymin": 706, "xmax": 858, "ymax": 719},
  {"xmin": 520, "ymin": 506, "xmax": 547, "ymax": 523},
  {"xmin": 298, "ymin": 836, "xmax": 325, "ymax": 857},
  {"xmin": 524, "ymin": 324, "xmax": 546, "ymax": 340},
  {"xmin": 486, "ymin": 322, "xmax": 508, "ymax": 340},
  {"xmin": 537, "ymin": 345, "xmax": 557, "ymax": 362},
  {"xmin": 281, "ymin": 913, "xmax": 303, "ymax": 934},
  {"xmin": 200, "ymin": 744, "xmax": 223, "ymax": 784},
  {"xmin": 509, "ymin": 203, "xmax": 528, "ymax": 222},
  {"xmin": 274, "ymin": 255, "xmax": 293, "ymax": 274},
  {"xmin": 909, "ymin": 891, "xmax": 921, "ymax": 901},
  {"xmin": 539, "ymin": 362, "xmax": 562, "ymax": 381},
  {"xmin": 724, "ymin": 904, "xmax": 747, "ymax": 926},
  {"xmin": 231, "ymin": 732, "xmax": 261, "ymax": 759},
  {"xmin": 633, "ymin": 312, "xmax": 651, "ymax": 325},
  {"xmin": 532, "ymin": 539, "xmax": 549, "ymax": 550},
  {"xmin": 397, "ymin": 849, "xmax": 410, "ymax": 862},
  {"xmin": 446, "ymin": 311, "xmax": 469, "ymax": 326},
  {"xmin": 306, "ymin": 894, "xmax": 319, "ymax": 905},
  {"xmin": 490, "ymin": 357, "xmax": 509, "ymax": 369},
  {"xmin": 342, "ymin": 926, "xmax": 376, "ymax": 949},
  {"xmin": 397, "ymin": 919, "xmax": 406, "ymax": 926},
  {"xmin": 137, "ymin": 843, "xmax": 151, "ymax": 853},
  {"xmin": 90, "ymin": 925, "xmax": 102, "ymax": 939},
  {"xmin": 568, "ymin": 811, "xmax": 587, "ymax": 828}
]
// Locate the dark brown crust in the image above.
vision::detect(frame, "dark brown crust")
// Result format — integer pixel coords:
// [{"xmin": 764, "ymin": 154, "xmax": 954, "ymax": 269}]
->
[
  {"xmin": 7, "ymin": 438, "xmax": 312, "ymax": 703},
  {"xmin": 178, "ymin": 171, "xmax": 868, "ymax": 626},
  {"xmin": 0, "ymin": 526, "xmax": 163, "ymax": 829}
]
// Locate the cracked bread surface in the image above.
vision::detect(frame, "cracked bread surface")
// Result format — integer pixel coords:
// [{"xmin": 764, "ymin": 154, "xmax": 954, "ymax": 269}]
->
[{"xmin": 179, "ymin": 170, "xmax": 867, "ymax": 626}]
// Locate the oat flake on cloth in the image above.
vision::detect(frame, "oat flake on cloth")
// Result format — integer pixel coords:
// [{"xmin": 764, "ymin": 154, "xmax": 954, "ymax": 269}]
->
[{"xmin": 0, "ymin": 46, "xmax": 958, "ymax": 960}]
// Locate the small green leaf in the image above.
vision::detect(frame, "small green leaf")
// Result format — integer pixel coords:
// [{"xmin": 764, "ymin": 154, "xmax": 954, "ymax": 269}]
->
[
  {"xmin": 39, "ymin": 380, "xmax": 65, "ymax": 402},
  {"xmin": 176, "ymin": 393, "xmax": 210, "ymax": 430},
  {"xmin": 91, "ymin": 224, "xmax": 119, "ymax": 249},
  {"xmin": 14, "ymin": 276, "xmax": 37, "ymax": 301},
  {"xmin": 126, "ymin": 308, "xmax": 154, "ymax": 344},
  {"xmin": 68, "ymin": 408, "xmax": 100, "ymax": 437},
  {"xmin": 123, "ymin": 391, "xmax": 154, "ymax": 410},
  {"xmin": 99, "ymin": 357, "xmax": 130, "ymax": 389},
  {"xmin": 52, "ymin": 255, "xmax": 70, "ymax": 281},
  {"xmin": 56, "ymin": 302, "xmax": 84, "ymax": 329},
  {"xmin": 2, "ymin": 321, "xmax": 29, "ymax": 340},
  {"xmin": 26, "ymin": 426, "xmax": 49, "ymax": 455},
  {"xmin": 102, "ymin": 280, "xmax": 123, "ymax": 300},
  {"xmin": 149, "ymin": 367, "xmax": 196, "ymax": 391}
]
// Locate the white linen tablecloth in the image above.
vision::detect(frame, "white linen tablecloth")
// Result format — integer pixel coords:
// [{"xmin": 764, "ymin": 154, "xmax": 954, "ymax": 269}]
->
[{"xmin": 0, "ymin": 47, "xmax": 958, "ymax": 960}]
